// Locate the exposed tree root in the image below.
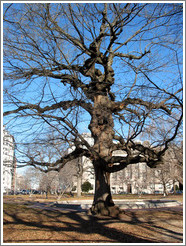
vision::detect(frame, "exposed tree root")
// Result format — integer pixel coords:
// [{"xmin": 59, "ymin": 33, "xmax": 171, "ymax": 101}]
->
[{"xmin": 87, "ymin": 201, "xmax": 121, "ymax": 217}]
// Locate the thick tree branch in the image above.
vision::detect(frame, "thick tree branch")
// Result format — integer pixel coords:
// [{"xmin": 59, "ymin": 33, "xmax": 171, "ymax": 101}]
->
[
  {"xmin": 114, "ymin": 50, "xmax": 150, "ymax": 60},
  {"xmin": 3, "ymin": 99, "xmax": 93, "ymax": 116},
  {"xmin": 105, "ymin": 150, "xmax": 163, "ymax": 173},
  {"xmin": 112, "ymin": 97, "xmax": 172, "ymax": 114},
  {"xmin": 105, "ymin": 155, "xmax": 146, "ymax": 173},
  {"xmin": 21, "ymin": 148, "xmax": 91, "ymax": 173}
]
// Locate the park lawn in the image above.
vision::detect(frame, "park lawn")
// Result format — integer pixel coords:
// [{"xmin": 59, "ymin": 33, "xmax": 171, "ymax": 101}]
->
[{"xmin": 3, "ymin": 200, "xmax": 183, "ymax": 243}]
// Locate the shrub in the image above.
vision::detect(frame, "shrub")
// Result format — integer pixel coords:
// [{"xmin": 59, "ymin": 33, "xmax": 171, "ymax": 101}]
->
[{"xmin": 81, "ymin": 181, "xmax": 93, "ymax": 193}]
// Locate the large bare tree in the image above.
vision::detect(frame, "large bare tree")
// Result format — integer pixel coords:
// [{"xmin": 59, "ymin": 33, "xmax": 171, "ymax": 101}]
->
[{"xmin": 3, "ymin": 3, "xmax": 183, "ymax": 216}]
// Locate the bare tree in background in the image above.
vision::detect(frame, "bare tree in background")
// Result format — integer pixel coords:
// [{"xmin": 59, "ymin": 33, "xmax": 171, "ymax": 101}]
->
[
  {"xmin": 3, "ymin": 3, "xmax": 183, "ymax": 216},
  {"xmin": 16, "ymin": 167, "xmax": 40, "ymax": 191},
  {"xmin": 154, "ymin": 163, "xmax": 172, "ymax": 196},
  {"xmin": 22, "ymin": 133, "xmax": 76, "ymax": 198},
  {"xmin": 38, "ymin": 171, "xmax": 58, "ymax": 198},
  {"xmin": 16, "ymin": 172, "xmax": 32, "ymax": 191},
  {"xmin": 163, "ymin": 142, "xmax": 183, "ymax": 190}
]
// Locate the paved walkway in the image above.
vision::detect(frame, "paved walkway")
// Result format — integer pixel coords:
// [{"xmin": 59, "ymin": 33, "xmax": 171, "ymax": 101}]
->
[{"xmin": 28, "ymin": 199, "xmax": 182, "ymax": 211}]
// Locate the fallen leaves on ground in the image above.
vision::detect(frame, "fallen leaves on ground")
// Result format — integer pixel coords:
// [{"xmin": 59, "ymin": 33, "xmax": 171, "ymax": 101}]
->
[{"xmin": 3, "ymin": 197, "xmax": 183, "ymax": 243}]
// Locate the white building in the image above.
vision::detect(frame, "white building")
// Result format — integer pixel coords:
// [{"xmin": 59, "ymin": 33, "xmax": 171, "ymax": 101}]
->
[
  {"xmin": 3, "ymin": 126, "xmax": 16, "ymax": 194},
  {"xmin": 110, "ymin": 162, "xmax": 175, "ymax": 194},
  {"xmin": 78, "ymin": 133, "xmax": 95, "ymax": 192},
  {"xmin": 72, "ymin": 133, "xmax": 176, "ymax": 195}
]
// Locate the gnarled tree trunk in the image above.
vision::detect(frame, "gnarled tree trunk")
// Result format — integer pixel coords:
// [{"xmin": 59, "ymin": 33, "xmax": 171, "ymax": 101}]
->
[
  {"xmin": 88, "ymin": 95, "xmax": 120, "ymax": 216},
  {"xmin": 89, "ymin": 162, "xmax": 120, "ymax": 217}
]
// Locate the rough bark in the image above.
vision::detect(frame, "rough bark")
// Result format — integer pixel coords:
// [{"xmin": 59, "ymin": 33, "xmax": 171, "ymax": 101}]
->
[
  {"xmin": 88, "ymin": 95, "xmax": 121, "ymax": 216},
  {"xmin": 88, "ymin": 162, "xmax": 120, "ymax": 217},
  {"xmin": 89, "ymin": 96, "xmax": 112, "ymax": 150}
]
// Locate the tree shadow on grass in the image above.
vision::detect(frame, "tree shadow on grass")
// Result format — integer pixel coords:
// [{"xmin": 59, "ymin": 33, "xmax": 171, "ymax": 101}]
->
[
  {"xmin": 3, "ymin": 202, "xmax": 183, "ymax": 243},
  {"xmin": 123, "ymin": 208, "xmax": 183, "ymax": 242}
]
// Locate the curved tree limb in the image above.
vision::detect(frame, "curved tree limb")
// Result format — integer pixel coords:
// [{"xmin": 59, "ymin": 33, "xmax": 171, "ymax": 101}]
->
[
  {"xmin": 18, "ymin": 147, "xmax": 91, "ymax": 173},
  {"xmin": 3, "ymin": 99, "xmax": 93, "ymax": 116}
]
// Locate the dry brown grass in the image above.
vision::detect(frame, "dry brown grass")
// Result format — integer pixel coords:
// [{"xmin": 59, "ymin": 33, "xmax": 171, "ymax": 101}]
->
[{"xmin": 3, "ymin": 196, "xmax": 183, "ymax": 244}]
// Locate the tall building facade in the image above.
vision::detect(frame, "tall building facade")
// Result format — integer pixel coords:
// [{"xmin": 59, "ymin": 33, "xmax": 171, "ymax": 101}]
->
[{"xmin": 3, "ymin": 126, "xmax": 16, "ymax": 193}]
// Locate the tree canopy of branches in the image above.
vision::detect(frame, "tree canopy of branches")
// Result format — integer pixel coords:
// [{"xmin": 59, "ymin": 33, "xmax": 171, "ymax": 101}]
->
[{"xmin": 3, "ymin": 3, "xmax": 183, "ymax": 216}]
